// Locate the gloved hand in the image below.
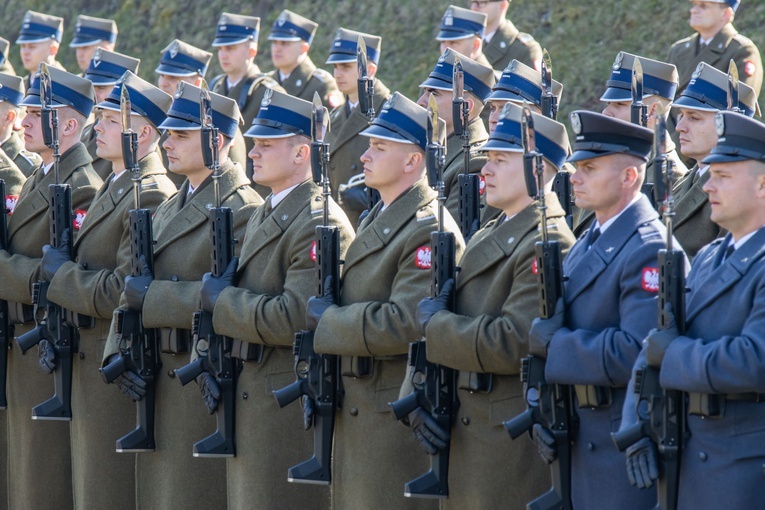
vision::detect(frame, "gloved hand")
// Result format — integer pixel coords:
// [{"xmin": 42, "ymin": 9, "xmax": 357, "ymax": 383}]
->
[
  {"xmin": 463, "ymin": 218, "xmax": 481, "ymax": 243},
  {"xmin": 301, "ymin": 395, "xmax": 314, "ymax": 431},
  {"xmin": 532, "ymin": 423, "xmax": 557, "ymax": 464},
  {"xmin": 38, "ymin": 339, "xmax": 56, "ymax": 373},
  {"xmin": 415, "ymin": 279, "xmax": 455, "ymax": 336},
  {"xmin": 339, "ymin": 185, "xmax": 369, "ymax": 212},
  {"xmin": 197, "ymin": 372, "xmax": 221, "ymax": 414},
  {"xmin": 645, "ymin": 304, "xmax": 678, "ymax": 367},
  {"xmin": 117, "ymin": 369, "xmax": 148, "ymax": 402},
  {"xmin": 124, "ymin": 255, "xmax": 152, "ymax": 312},
  {"xmin": 200, "ymin": 257, "xmax": 238, "ymax": 313},
  {"xmin": 40, "ymin": 228, "xmax": 70, "ymax": 281},
  {"xmin": 305, "ymin": 276, "xmax": 335, "ymax": 331},
  {"xmin": 409, "ymin": 407, "xmax": 450, "ymax": 455},
  {"xmin": 626, "ymin": 437, "xmax": 659, "ymax": 489},
  {"xmin": 528, "ymin": 298, "xmax": 564, "ymax": 357}
]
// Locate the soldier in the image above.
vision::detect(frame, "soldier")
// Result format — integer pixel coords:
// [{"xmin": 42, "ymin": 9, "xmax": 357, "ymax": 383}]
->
[
  {"xmin": 267, "ymin": 9, "xmax": 343, "ymax": 108},
  {"xmin": 209, "ymin": 12, "xmax": 284, "ymax": 193},
  {"xmin": 308, "ymin": 92, "xmax": 465, "ymax": 510},
  {"xmin": 573, "ymin": 52, "xmax": 688, "ymax": 236},
  {"xmin": 102, "ymin": 83, "xmax": 261, "ymax": 510},
  {"xmin": 196, "ymin": 89, "xmax": 354, "ymax": 509},
  {"xmin": 325, "ymin": 28, "xmax": 391, "ymax": 227},
  {"xmin": 527, "ymin": 111, "xmax": 665, "ymax": 510},
  {"xmin": 0, "ymin": 37, "xmax": 15, "ymax": 75},
  {"xmin": 15, "ymin": 11, "xmax": 66, "ymax": 88},
  {"xmin": 0, "ymin": 72, "xmax": 42, "ymax": 176},
  {"xmin": 417, "ymin": 48, "xmax": 498, "ymax": 226},
  {"xmin": 470, "ymin": 0, "xmax": 542, "ymax": 71},
  {"xmin": 38, "ymin": 71, "xmax": 176, "ymax": 510},
  {"xmin": 486, "ymin": 59, "xmax": 562, "ymax": 133},
  {"xmin": 68, "ymin": 15, "xmax": 118, "ymax": 72},
  {"xmin": 0, "ymin": 67, "xmax": 102, "ymax": 510},
  {"xmin": 154, "ymin": 39, "xmax": 248, "ymax": 186},
  {"xmin": 415, "ymin": 103, "xmax": 575, "ymax": 509},
  {"xmin": 671, "ymin": 62, "xmax": 758, "ymax": 258},
  {"xmin": 668, "ymin": 0, "xmax": 762, "ymax": 150},
  {"xmin": 81, "ymin": 49, "xmax": 141, "ymax": 180},
  {"xmin": 436, "ymin": 6, "xmax": 492, "ymax": 69},
  {"xmin": 631, "ymin": 111, "xmax": 765, "ymax": 510}
]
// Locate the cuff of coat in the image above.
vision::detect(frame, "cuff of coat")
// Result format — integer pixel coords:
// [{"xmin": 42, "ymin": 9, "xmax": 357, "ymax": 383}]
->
[{"xmin": 314, "ymin": 302, "xmax": 371, "ymax": 356}]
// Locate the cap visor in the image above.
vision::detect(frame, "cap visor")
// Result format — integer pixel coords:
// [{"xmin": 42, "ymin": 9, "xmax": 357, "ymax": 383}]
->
[
  {"xmin": 567, "ymin": 149, "xmax": 614, "ymax": 163},
  {"xmin": 701, "ymin": 152, "xmax": 751, "ymax": 164},
  {"xmin": 158, "ymin": 116, "xmax": 200, "ymax": 131},
  {"xmin": 599, "ymin": 88, "xmax": 632, "ymax": 102},
  {"xmin": 360, "ymin": 124, "xmax": 414, "ymax": 145},
  {"xmin": 436, "ymin": 30, "xmax": 474, "ymax": 42},
  {"xmin": 15, "ymin": 35, "xmax": 54, "ymax": 44},
  {"xmin": 69, "ymin": 38, "xmax": 102, "ymax": 48},
  {"xmin": 155, "ymin": 64, "xmax": 197, "ymax": 77},
  {"xmin": 478, "ymin": 139, "xmax": 523, "ymax": 152},
  {"xmin": 671, "ymin": 95, "xmax": 719, "ymax": 112},
  {"xmin": 243, "ymin": 124, "xmax": 297, "ymax": 139},
  {"xmin": 419, "ymin": 76, "xmax": 453, "ymax": 92},
  {"xmin": 268, "ymin": 34, "xmax": 302, "ymax": 42},
  {"xmin": 85, "ymin": 75, "xmax": 120, "ymax": 86},
  {"xmin": 325, "ymin": 54, "xmax": 355, "ymax": 65},
  {"xmin": 487, "ymin": 90, "xmax": 532, "ymax": 103},
  {"xmin": 212, "ymin": 36, "xmax": 251, "ymax": 47}
]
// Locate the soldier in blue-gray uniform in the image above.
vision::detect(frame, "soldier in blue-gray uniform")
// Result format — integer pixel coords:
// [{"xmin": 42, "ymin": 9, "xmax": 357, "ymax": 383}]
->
[
  {"xmin": 528, "ymin": 111, "xmax": 665, "ymax": 510},
  {"xmin": 627, "ymin": 111, "xmax": 765, "ymax": 510}
]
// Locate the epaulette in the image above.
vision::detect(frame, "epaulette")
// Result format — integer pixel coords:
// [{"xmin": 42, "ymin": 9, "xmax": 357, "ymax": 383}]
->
[
  {"xmin": 310, "ymin": 195, "xmax": 323, "ymax": 216},
  {"xmin": 17, "ymin": 150, "xmax": 40, "ymax": 167},
  {"xmin": 709, "ymin": 238, "xmax": 725, "ymax": 247},
  {"xmin": 416, "ymin": 205, "xmax": 436, "ymax": 222},
  {"xmin": 140, "ymin": 181, "xmax": 158, "ymax": 190},
  {"xmin": 518, "ymin": 33, "xmax": 534, "ymax": 45},
  {"xmin": 638, "ymin": 223, "xmax": 662, "ymax": 241},
  {"xmin": 312, "ymin": 68, "xmax": 332, "ymax": 83}
]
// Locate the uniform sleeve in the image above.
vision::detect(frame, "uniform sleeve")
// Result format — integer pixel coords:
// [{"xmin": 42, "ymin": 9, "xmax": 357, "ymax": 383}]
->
[
  {"xmin": 47, "ymin": 187, "xmax": 170, "ymax": 318},
  {"xmin": 425, "ymin": 241, "xmax": 538, "ymax": 374},
  {"xmin": 314, "ymin": 229, "xmax": 435, "ymax": 357},
  {"xmin": 0, "ymin": 249, "xmax": 41, "ymax": 303},
  {"xmin": 733, "ymin": 41, "xmax": 763, "ymax": 97},
  {"xmin": 546, "ymin": 238, "xmax": 661, "ymax": 387},
  {"xmin": 212, "ymin": 212, "xmax": 321, "ymax": 346}
]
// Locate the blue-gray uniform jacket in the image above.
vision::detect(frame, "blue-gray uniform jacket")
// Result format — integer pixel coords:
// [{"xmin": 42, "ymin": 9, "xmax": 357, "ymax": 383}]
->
[
  {"xmin": 657, "ymin": 229, "xmax": 765, "ymax": 510},
  {"xmin": 545, "ymin": 195, "xmax": 662, "ymax": 510}
]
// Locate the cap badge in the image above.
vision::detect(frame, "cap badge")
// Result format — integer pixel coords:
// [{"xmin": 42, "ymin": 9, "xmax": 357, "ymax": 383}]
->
[
  {"xmin": 277, "ymin": 12, "xmax": 287, "ymax": 26},
  {"xmin": 261, "ymin": 88, "xmax": 273, "ymax": 107},
  {"xmin": 92, "ymin": 48, "xmax": 102, "ymax": 67},
  {"xmin": 506, "ymin": 61, "xmax": 517, "ymax": 73},
  {"xmin": 174, "ymin": 81, "xmax": 185, "ymax": 99},
  {"xmin": 570, "ymin": 112, "xmax": 582, "ymax": 135},
  {"xmin": 692, "ymin": 63, "xmax": 704, "ymax": 80},
  {"xmin": 715, "ymin": 112, "xmax": 725, "ymax": 136},
  {"xmin": 444, "ymin": 8, "xmax": 454, "ymax": 26},
  {"xmin": 613, "ymin": 52, "xmax": 624, "ymax": 70},
  {"xmin": 383, "ymin": 95, "xmax": 395, "ymax": 111},
  {"xmin": 334, "ymin": 29, "xmax": 343, "ymax": 41},
  {"xmin": 437, "ymin": 51, "xmax": 447, "ymax": 64},
  {"xmin": 169, "ymin": 42, "xmax": 179, "ymax": 59}
]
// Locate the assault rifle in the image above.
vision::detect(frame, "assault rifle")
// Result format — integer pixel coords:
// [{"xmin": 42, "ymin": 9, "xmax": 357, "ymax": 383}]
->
[
  {"xmin": 98, "ymin": 85, "xmax": 160, "ymax": 452},
  {"xmin": 17, "ymin": 63, "xmax": 79, "ymax": 421},
  {"xmin": 0, "ymin": 180, "xmax": 10, "ymax": 409},
  {"xmin": 612, "ymin": 107, "xmax": 685, "ymax": 510},
  {"xmin": 503, "ymin": 106, "xmax": 574, "ymax": 510},
  {"xmin": 173, "ymin": 82, "xmax": 240, "ymax": 457},
  {"xmin": 388, "ymin": 94, "xmax": 459, "ymax": 499},
  {"xmin": 631, "ymin": 58, "xmax": 648, "ymax": 127},
  {"xmin": 453, "ymin": 56, "xmax": 481, "ymax": 241},
  {"xmin": 357, "ymin": 36, "xmax": 381, "ymax": 211},
  {"xmin": 272, "ymin": 91, "xmax": 341, "ymax": 485}
]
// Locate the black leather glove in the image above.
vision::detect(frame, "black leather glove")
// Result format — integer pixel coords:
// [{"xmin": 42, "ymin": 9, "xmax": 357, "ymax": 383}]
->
[
  {"xmin": 528, "ymin": 297, "xmax": 564, "ymax": 357},
  {"xmin": 117, "ymin": 369, "xmax": 148, "ymax": 402},
  {"xmin": 305, "ymin": 275, "xmax": 335, "ymax": 331},
  {"xmin": 38, "ymin": 339, "xmax": 56, "ymax": 374},
  {"xmin": 626, "ymin": 437, "xmax": 659, "ymax": 489},
  {"xmin": 40, "ymin": 228, "xmax": 71, "ymax": 281},
  {"xmin": 409, "ymin": 407, "xmax": 450, "ymax": 455},
  {"xmin": 124, "ymin": 255, "xmax": 153, "ymax": 312},
  {"xmin": 532, "ymin": 423, "xmax": 557, "ymax": 464},
  {"xmin": 197, "ymin": 372, "xmax": 221, "ymax": 414},
  {"xmin": 645, "ymin": 304, "xmax": 678, "ymax": 367},
  {"xmin": 301, "ymin": 395, "xmax": 314, "ymax": 431},
  {"xmin": 415, "ymin": 278, "xmax": 455, "ymax": 336},
  {"xmin": 339, "ymin": 185, "xmax": 369, "ymax": 212},
  {"xmin": 200, "ymin": 257, "xmax": 238, "ymax": 313},
  {"xmin": 463, "ymin": 218, "xmax": 481, "ymax": 243}
]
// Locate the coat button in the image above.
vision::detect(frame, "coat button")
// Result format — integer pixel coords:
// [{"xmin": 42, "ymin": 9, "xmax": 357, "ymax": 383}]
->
[
  {"xmin": 461, "ymin": 417, "xmax": 470, "ymax": 426},
  {"xmin": 383, "ymin": 228, "xmax": 390, "ymax": 234},
  {"xmin": 167, "ymin": 370, "xmax": 175, "ymax": 378},
  {"xmin": 79, "ymin": 352, "xmax": 85, "ymax": 360},
  {"xmin": 350, "ymin": 407, "xmax": 358, "ymax": 416},
  {"xmin": 171, "ymin": 276, "xmax": 179, "ymax": 282},
  {"xmin": 699, "ymin": 452, "xmax": 708, "ymax": 462},
  {"xmin": 242, "ymin": 392, "xmax": 248, "ymax": 400},
  {"xmin": 587, "ymin": 442, "xmax": 595, "ymax": 451},
  {"xmin": 351, "ymin": 164, "xmax": 357, "ymax": 170}
]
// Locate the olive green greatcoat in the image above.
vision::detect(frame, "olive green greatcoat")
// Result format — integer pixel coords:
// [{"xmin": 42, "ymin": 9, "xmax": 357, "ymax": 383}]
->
[
  {"xmin": 268, "ymin": 55, "xmax": 343, "ymax": 110},
  {"xmin": 672, "ymin": 166, "xmax": 723, "ymax": 259},
  {"xmin": 211, "ymin": 63, "xmax": 285, "ymax": 196},
  {"xmin": 425, "ymin": 195, "xmax": 575, "ymax": 509},
  {"xmin": 46, "ymin": 152, "xmax": 176, "ymax": 510},
  {"xmin": 442, "ymin": 118, "xmax": 500, "ymax": 229},
  {"xmin": 0, "ymin": 141, "xmax": 101, "ymax": 510},
  {"xmin": 326, "ymin": 79, "xmax": 391, "ymax": 227},
  {"xmin": 483, "ymin": 18, "xmax": 543, "ymax": 72},
  {"xmin": 0, "ymin": 150, "xmax": 25, "ymax": 508},
  {"xmin": 314, "ymin": 180, "xmax": 465, "ymax": 510},
  {"xmin": 103, "ymin": 159, "xmax": 261, "ymax": 510},
  {"xmin": 81, "ymin": 121, "xmax": 113, "ymax": 181},
  {"xmin": 209, "ymin": 180, "xmax": 354, "ymax": 509},
  {"xmin": 2, "ymin": 130, "xmax": 42, "ymax": 178}
]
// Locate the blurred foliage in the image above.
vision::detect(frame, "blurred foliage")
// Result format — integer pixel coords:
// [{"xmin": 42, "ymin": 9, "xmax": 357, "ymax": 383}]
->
[{"xmin": 3, "ymin": 0, "xmax": 764, "ymax": 122}]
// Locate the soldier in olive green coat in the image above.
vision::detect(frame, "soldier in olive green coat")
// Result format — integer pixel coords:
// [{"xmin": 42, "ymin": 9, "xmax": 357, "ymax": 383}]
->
[
  {"xmin": 0, "ymin": 73, "xmax": 42, "ymax": 177},
  {"xmin": 0, "ymin": 68, "xmax": 102, "ymax": 510},
  {"xmin": 470, "ymin": 1, "xmax": 543, "ymax": 71},
  {"xmin": 417, "ymin": 104, "xmax": 575, "ymax": 509},
  {"xmin": 310, "ymin": 92, "xmax": 465, "ymax": 510},
  {"xmin": 196, "ymin": 90, "xmax": 354, "ymax": 509},
  {"xmin": 418, "ymin": 49, "xmax": 499, "ymax": 230},
  {"xmin": 41, "ymin": 72, "xmax": 176, "ymax": 510},
  {"xmin": 324, "ymin": 28, "xmax": 390, "ymax": 227},
  {"xmin": 103, "ymin": 84, "xmax": 261, "ymax": 510}
]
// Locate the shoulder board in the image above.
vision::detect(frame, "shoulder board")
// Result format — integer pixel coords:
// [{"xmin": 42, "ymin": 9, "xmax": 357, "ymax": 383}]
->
[
  {"xmin": 518, "ymin": 33, "xmax": 533, "ymax": 44},
  {"xmin": 709, "ymin": 238, "xmax": 725, "ymax": 246},
  {"xmin": 637, "ymin": 223, "xmax": 662, "ymax": 241},
  {"xmin": 416, "ymin": 206, "xmax": 436, "ymax": 223},
  {"xmin": 312, "ymin": 68, "xmax": 332, "ymax": 83},
  {"xmin": 310, "ymin": 196, "xmax": 323, "ymax": 216},
  {"xmin": 140, "ymin": 181, "xmax": 158, "ymax": 190},
  {"xmin": 209, "ymin": 74, "xmax": 226, "ymax": 91},
  {"xmin": 17, "ymin": 151, "xmax": 38, "ymax": 166}
]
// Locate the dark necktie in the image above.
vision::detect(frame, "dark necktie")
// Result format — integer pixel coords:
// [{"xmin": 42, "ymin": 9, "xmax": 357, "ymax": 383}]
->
[
  {"xmin": 586, "ymin": 226, "xmax": 601, "ymax": 250},
  {"xmin": 262, "ymin": 198, "xmax": 274, "ymax": 217},
  {"xmin": 724, "ymin": 242, "xmax": 735, "ymax": 261}
]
